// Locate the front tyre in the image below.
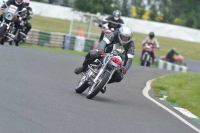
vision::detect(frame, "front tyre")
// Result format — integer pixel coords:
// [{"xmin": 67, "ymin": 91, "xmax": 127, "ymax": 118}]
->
[
  {"xmin": 86, "ymin": 71, "xmax": 111, "ymax": 99},
  {"xmin": 141, "ymin": 54, "xmax": 147, "ymax": 66},
  {"xmin": 75, "ymin": 76, "xmax": 89, "ymax": 94}
]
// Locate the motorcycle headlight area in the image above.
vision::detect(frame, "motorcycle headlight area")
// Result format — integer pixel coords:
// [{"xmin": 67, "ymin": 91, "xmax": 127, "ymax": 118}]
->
[
  {"xmin": 5, "ymin": 13, "xmax": 13, "ymax": 21},
  {"xmin": 109, "ymin": 56, "xmax": 122, "ymax": 67}
]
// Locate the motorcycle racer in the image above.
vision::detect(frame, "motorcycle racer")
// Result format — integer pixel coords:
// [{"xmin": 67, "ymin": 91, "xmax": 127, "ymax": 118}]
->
[
  {"xmin": 74, "ymin": 25, "xmax": 135, "ymax": 93},
  {"xmin": 0, "ymin": 0, "xmax": 26, "ymax": 44},
  {"xmin": 141, "ymin": 32, "xmax": 160, "ymax": 63},
  {"xmin": 166, "ymin": 48, "xmax": 179, "ymax": 63},
  {"xmin": 98, "ymin": 10, "xmax": 124, "ymax": 42}
]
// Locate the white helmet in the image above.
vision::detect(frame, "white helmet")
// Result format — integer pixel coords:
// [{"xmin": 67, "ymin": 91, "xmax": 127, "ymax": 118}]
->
[
  {"xmin": 113, "ymin": 10, "xmax": 121, "ymax": 20},
  {"xmin": 15, "ymin": 0, "xmax": 23, "ymax": 5},
  {"xmin": 118, "ymin": 25, "xmax": 133, "ymax": 46}
]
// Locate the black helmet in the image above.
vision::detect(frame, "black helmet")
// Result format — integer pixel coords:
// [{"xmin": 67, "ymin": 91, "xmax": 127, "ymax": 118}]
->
[
  {"xmin": 149, "ymin": 32, "xmax": 155, "ymax": 39},
  {"xmin": 113, "ymin": 10, "xmax": 121, "ymax": 20}
]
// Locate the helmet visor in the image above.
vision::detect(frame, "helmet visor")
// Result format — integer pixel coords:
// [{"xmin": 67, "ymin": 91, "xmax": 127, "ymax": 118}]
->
[
  {"xmin": 120, "ymin": 35, "xmax": 130, "ymax": 41},
  {"xmin": 114, "ymin": 12, "xmax": 120, "ymax": 20}
]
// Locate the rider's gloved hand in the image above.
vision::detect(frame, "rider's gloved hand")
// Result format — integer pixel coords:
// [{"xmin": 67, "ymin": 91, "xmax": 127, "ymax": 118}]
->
[
  {"xmin": 121, "ymin": 67, "xmax": 128, "ymax": 74},
  {"xmin": 97, "ymin": 49, "xmax": 105, "ymax": 57}
]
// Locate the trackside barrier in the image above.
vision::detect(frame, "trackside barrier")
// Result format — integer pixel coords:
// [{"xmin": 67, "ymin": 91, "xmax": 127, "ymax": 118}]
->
[
  {"xmin": 26, "ymin": 29, "xmax": 96, "ymax": 52},
  {"xmin": 155, "ymin": 59, "xmax": 188, "ymax": 72}
]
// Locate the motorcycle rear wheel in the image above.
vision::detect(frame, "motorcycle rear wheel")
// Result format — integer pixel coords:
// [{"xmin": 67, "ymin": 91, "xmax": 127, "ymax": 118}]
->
[{"xmin": 86, "ymin": 71, "xmax": 110, "ymax": 99}]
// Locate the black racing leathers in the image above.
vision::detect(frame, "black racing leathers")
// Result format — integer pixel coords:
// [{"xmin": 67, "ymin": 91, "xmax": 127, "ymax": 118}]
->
[
  {"xmin": 99, "ymin": 16, "xmax": 124, "ymax": 42},
  {"xmin": 166, "ymin": 49, "xmax": 179, "ymax": 63},
  {"xmin": 81, "ymin": 30, "xmax": 135, "ymax": 84},
  {"xmin": 102, "ymin": 16, "xmax": 124, "ymax": 30},
  {"xmin": 23, "ymin": 6, "xmax": 33, "ymax": 35}
]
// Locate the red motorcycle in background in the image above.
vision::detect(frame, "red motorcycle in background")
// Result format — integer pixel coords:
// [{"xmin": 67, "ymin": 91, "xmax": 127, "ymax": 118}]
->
[{"xmin": 140, "ymin": 44, "xmax": 154, "ymax": 67}]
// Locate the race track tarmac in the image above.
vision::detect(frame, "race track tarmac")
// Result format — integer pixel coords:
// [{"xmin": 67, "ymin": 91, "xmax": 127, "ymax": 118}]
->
[{"xmin": 0, "ymin": 45, "xmax": 199, "ymax": 133}]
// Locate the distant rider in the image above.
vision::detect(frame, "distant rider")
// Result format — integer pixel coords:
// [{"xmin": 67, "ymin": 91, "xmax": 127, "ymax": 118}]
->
[
  {"xmin": 141, "ymin": 32, "xmax": 160, "ymax": 63},
  {"xmin": 74, "ymin": 25, "xmax": 135, "ymax": 93},
  {"xmin": 98, "ymin": 10, "xmax": 124, "ymax": 42},
  {"xmin": 166, "ymin": 48, "xmax": 179, "ymax": 63}
]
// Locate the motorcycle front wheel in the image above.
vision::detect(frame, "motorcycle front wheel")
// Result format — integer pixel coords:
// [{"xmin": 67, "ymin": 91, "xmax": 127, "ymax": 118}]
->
[
  {"xmin": 141, "ymin": 54, "xmax": 150, "ymax": 67},
  {"xmin": 75, "ymin": 75, "xmax": 89, "ymax": 94},
  {"xmin": 86, "ymin": 71, "xmax": 110, "ymax": 99}
]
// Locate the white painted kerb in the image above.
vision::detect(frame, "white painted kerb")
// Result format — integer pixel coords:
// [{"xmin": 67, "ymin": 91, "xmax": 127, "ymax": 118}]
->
[{"xmin": 142, "ymin": 79, "xmax": 200, "ymax": 133}]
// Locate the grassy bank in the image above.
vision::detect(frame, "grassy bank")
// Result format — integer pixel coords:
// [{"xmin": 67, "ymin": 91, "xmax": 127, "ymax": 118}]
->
[
  {"xmin": 152, "ymin": 73, "xmax": 200, "ymax": 118},
  {"xmin": 29, "ymin": 15, "xmax": 200, "ymax": 61}
]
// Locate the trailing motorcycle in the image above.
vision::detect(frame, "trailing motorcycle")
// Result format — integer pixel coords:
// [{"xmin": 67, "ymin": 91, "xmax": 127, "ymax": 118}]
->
[
  {"xmin": 141, "ymin": 44, "xmax": 154, "ymax": 67},
  {"xmin": 75, "ymin": 49, "xmax": 124, "ymax": 99},
  {"xmin": 0, "ymin": 1, "xmax": 26, "ymax": 46},
  {"xmin": 161, "ymin": 54, "xmax": 187, "ymax": 66}
]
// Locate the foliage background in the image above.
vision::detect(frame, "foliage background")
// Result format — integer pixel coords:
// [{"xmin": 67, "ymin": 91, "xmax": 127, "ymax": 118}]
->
[{"xmin": 31, "ymin": 0, "xmax": 200, "ymax": 29}]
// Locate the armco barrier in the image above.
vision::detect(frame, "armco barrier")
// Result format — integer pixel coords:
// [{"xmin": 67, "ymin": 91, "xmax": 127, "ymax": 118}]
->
[
  {"xmin": 155, "ymin": 59, "xmax": 188, "ymax": 72},
  {"xmin": 27, "ymin": 29, "xmax": 96, "ymax": 51}
]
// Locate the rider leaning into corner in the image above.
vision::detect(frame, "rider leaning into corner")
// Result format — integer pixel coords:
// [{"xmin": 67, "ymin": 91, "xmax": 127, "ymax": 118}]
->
[
  {"xmin": 141, "ymin": 32, "xmax": 160, "ymax": 63},
  {"xmin": 74, "ymin": 25, "xmax": 135, "ymax": 93},
  {"xmin": 98, "ymin": 10, "xmax": 124, "ymax": 42},
  {"xmin": 0, "ymin": 0, "xmax": 26, "ymax": 42},
  {"xmin": 166, "ymin": 47, "xmax": 179, "ymax": 63}
]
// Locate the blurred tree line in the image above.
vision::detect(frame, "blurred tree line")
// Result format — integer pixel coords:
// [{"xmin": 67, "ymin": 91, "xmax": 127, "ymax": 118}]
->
[
  {"xmin": 31, "ymin": 0, "xmax": 200, "ymax": 29},
  {"xmin": 73, "ymin": 0, "xmax": 200, "ymax": 29},
  {"xmin": 130, "ymin": 0, "xmax": 200, "ymax": 29}
]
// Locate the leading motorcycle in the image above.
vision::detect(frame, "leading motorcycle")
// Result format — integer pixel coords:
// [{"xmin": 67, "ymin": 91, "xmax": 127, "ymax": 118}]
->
[
  {"xmin": 75, "ymin": 49, "xmax": 124, "ymax": 99},
  {"xmin": 0, "ymin": 1, "xmax": 26, "ymax": 46}
]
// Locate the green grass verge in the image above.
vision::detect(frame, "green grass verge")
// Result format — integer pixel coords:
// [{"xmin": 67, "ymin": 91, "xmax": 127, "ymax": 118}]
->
[
  {"xmin": 152, "ymin": 73, "xmax": 200, "ymax": 118},
  {"xmin": 21, "ymin": 44, "xmax": 141, "ymax": 65},
  {"xmin": 29, "ymin": 15, "xmax": 200, "ymax": 61}
]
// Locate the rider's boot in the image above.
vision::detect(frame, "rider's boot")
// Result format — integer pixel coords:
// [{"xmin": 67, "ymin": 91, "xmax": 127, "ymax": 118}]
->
[
  {"xmin": 74, "ymin": 66, "xmax": 87, "ymax": 74},
  {"xmin": 74, "ymin": 51, "xmax": 98, "ymax": 74}
]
